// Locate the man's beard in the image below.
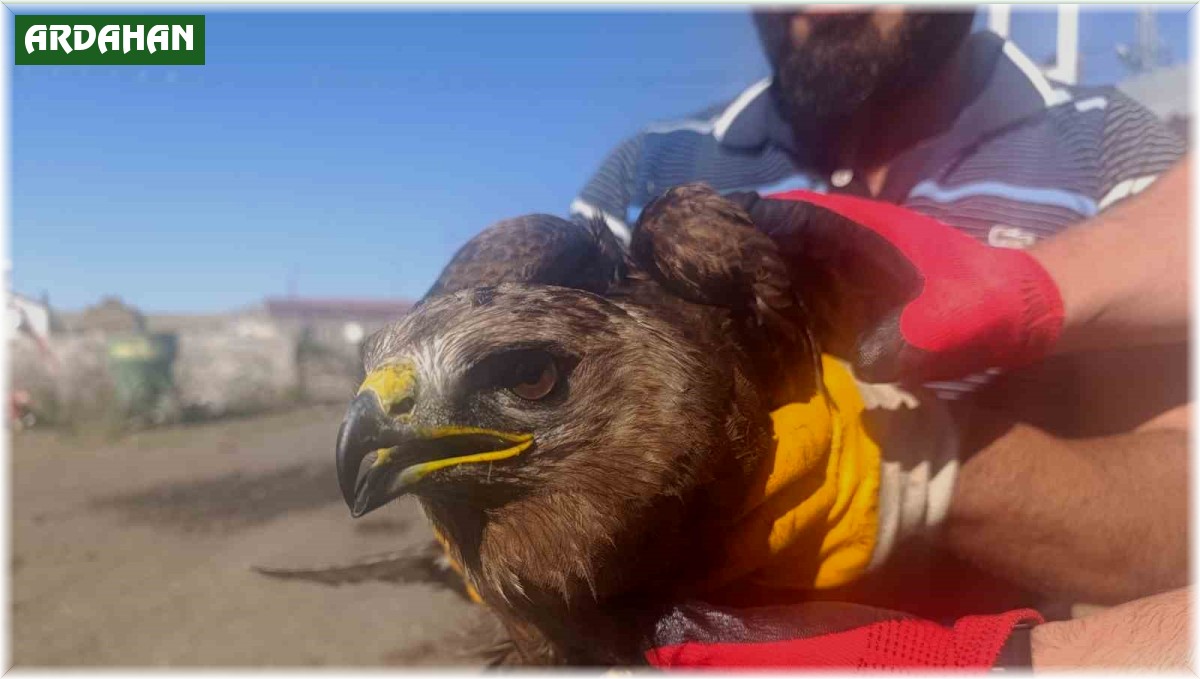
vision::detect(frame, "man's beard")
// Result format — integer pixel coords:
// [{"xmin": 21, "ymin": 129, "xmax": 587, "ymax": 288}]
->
[{"xmin": 755, "ymin": 11, "xmax": 975, "ymax": 158}]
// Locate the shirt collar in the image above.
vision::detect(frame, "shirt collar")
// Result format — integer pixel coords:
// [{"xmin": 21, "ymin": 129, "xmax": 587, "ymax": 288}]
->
[{"xmin": 710, "ymin": 75, "xmax": 782, "ymax": 152}]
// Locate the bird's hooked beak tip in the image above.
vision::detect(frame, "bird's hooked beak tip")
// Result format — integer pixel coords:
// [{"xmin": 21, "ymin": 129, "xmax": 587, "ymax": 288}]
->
[
  {"xmin": 336, "ymin": 363, "xmax": 534, "ymax": 518},
  {"xmin": 336, "ymin": 362, "xmax": 419, "ymax": 516}
]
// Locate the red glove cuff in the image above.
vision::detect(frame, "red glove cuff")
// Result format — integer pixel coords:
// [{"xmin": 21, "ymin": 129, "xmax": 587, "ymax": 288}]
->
[{"xmin": 645, "ymin": 608, "xmax": 1044, "ymax": 670}]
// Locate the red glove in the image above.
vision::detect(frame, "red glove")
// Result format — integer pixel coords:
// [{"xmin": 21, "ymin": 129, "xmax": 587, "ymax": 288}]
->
[
  {"xmin": 644, "ymin": 601, "xmax": 1043, "ymax": 670},
  {"xmin": 727, "ymin": 190, "xmax": 1065, "ymax": 383}
]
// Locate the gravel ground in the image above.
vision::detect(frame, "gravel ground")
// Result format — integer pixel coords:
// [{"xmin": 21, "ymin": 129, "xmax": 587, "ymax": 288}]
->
[{"xmin": 11, "ymin": 405, "xmax": 498, "ymax": 667}]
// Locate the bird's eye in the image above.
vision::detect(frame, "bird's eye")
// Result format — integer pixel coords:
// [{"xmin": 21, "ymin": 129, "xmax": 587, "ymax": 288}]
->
[{"xmin": 506, "ymin": 353, "xmax": 558, "ymax": 401}]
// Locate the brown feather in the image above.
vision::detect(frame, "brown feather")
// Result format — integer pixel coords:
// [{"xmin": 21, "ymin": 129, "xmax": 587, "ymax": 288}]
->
[{"xmin": 355, "ymin": 188, "xmax": 820, "ymax": 663}]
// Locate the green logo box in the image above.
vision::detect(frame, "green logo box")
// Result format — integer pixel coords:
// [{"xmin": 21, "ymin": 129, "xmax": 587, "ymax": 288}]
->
[{"xmin": 16, "ymin": 15, "xmax": 205, "ymax": 65}]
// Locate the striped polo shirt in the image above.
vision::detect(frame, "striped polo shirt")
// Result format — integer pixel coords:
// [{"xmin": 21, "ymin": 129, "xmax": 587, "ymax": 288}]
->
[{"xmin": 571, "ymin": 29, "xmax": 1185, "ymax": 397}]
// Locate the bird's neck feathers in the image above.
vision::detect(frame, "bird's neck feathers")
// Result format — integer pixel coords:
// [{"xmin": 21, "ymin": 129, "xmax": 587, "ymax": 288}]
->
[
  {"xmin": 425, "ymin": 471, "xmax": 706, "ymax": 604},
  {"xmin": 423, "ymin": 485, "xmax": 702, "ymax": 664}
]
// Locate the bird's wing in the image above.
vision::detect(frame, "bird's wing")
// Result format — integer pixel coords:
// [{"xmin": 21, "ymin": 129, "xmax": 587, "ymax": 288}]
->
[
  {"xmin": 425, "ymin": 214, "xmax": 626, "ymax": 300},
  {"xmin": 251, "ymin": 541, "xmax": 475, "ymax": 599},
  {"xmin": 723, "ymin": 191, "xmax": 920, "ymax": 368},
  {"xmin": 630, "ymin": 183, "xmax": 821, "ymax": 405}
]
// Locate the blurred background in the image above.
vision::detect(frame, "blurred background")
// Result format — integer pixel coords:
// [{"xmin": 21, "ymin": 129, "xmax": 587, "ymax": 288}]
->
[{"xmin": 7, "ymin": 4, "xmax": 1192, "ymax": 667}]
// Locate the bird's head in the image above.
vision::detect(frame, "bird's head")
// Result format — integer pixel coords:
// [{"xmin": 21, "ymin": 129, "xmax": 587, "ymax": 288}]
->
[{"xmin": 336, "ymin": 282, "xmax": 768, "ymax": 609}]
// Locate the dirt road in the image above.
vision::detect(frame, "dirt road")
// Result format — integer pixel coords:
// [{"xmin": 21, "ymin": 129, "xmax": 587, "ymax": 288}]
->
[{"xmin": 12, "ymin": 406, "xmax": 495, "ymax": 667}]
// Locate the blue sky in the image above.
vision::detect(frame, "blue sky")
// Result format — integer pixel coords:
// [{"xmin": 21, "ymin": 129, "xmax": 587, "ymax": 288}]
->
[{"xmin": 10, "ymin": 6, "xmax": 1192, "ymax": 313}]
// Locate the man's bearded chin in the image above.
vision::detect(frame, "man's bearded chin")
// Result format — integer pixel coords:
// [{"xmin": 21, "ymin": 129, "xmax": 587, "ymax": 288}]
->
[{"xmin": 754, "ymin": 11, "xmax": 975, "ymax": 160}]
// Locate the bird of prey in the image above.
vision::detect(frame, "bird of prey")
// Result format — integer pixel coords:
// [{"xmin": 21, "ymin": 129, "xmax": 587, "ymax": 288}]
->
[{"xmin": 334, "ymin": 185, "xmax": 854, "ymax": 664}]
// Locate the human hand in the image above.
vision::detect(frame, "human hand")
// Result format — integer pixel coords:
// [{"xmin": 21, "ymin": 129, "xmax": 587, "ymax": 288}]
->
[
  {"xmin": 1032, "ymin": 588, "xmax": 1191, "ymax": 671},
  {"xmin": 727, "ymin": 190, "xmax": 1064, "ymax": 383}
]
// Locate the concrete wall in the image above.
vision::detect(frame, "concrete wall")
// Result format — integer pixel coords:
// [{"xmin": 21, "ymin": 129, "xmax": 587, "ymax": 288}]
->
[
  {"xmin": 11, "ymin": 321, "xmax": 364, "ymax": 429},
  {"xmin": 172, "ymin": 329, "xmax": 299, "ymax": 418},
  {"xmin": 11, "ymin": 333, "xmax": 117, "ymax": 427}
]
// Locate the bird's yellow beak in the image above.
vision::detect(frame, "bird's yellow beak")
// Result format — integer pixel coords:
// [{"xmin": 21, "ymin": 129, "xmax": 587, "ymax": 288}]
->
[{"xmin": 336, "ymin": 362, "xmax": 534, "ymax": 517}]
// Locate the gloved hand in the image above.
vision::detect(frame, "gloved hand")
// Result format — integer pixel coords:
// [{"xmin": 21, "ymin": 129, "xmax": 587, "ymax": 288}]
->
[
  {"xmin": 644, "ymin": 600, "xmax": 1043, "ymax": 669},
  {"xmin": 727, "ymin": 190, "xmax": 1065, "ymax": 383}
]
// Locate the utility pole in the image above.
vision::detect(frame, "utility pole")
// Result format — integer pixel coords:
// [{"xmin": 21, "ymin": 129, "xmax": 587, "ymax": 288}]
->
[
  {"xmin": 1117, "ymin": 6, "xmax": 1164, "ymax": 74},
  {"xmin": 1137, "ymin": 5, "xmax": 1159, "ymax": 72}
]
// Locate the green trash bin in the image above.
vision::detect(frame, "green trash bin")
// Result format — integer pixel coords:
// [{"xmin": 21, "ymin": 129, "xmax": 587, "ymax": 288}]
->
[{"xmin": 106, "ymin": 333, "xmax": 178, "ymax": 421}]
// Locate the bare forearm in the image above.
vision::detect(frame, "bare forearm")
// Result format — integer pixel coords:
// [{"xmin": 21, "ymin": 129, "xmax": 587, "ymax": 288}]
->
[
  {"xmin": 1032, "ymin": 587, "xmax": 1192, "ymax": 670},
  {"xmin": 1031, "ymin": 157, "xmax": 1189, "ymax": 353},
  {"xmin": 944, "ymin": 415, "xmax": 1188, "ymax": 604}
]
